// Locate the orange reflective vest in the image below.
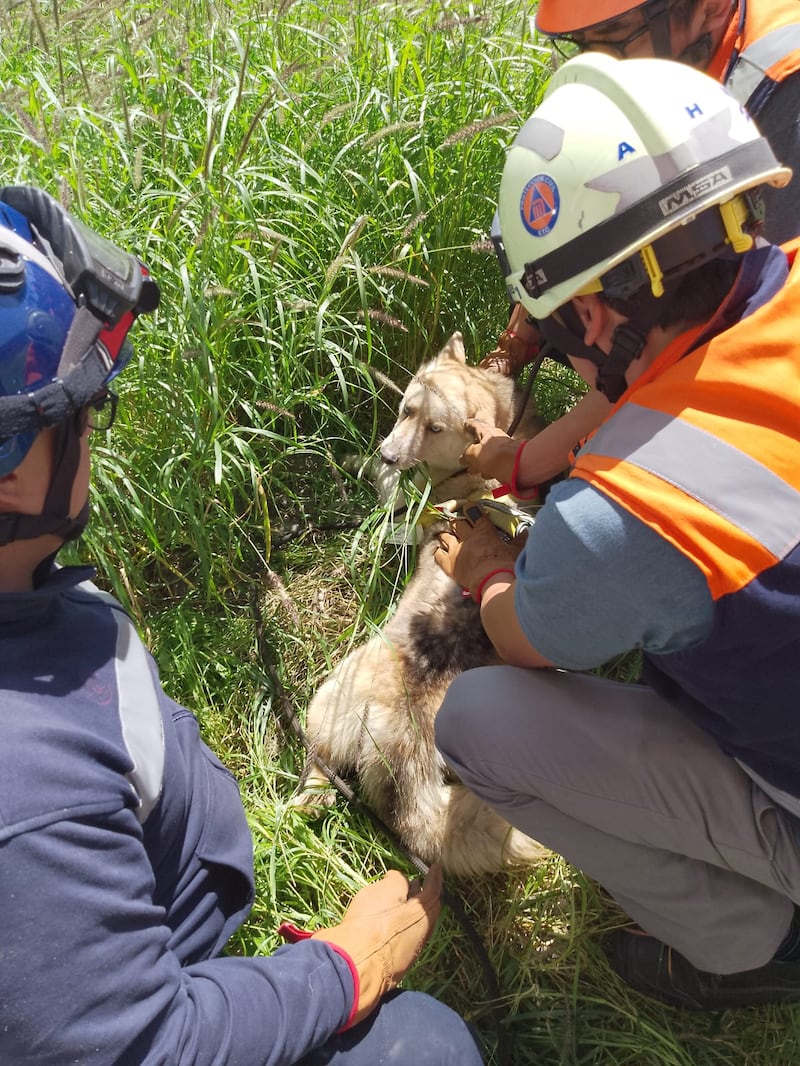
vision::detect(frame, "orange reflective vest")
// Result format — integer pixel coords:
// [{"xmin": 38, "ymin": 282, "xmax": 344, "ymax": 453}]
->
[
  {"xmin": 708, "ymin": 0, "xmax": 800, "ymax": 115},
  {"xmin": 570, "ymin": 243, "xmax": 800, "ymax": 795}
]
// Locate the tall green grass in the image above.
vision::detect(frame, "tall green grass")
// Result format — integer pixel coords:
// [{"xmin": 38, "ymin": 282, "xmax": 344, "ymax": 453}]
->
[{"xmin": 2, "ymin": 1, "xmax": 799, "ymax": 1062}]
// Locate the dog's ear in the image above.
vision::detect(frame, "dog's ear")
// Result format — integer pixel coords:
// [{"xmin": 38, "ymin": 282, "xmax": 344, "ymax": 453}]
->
[
  {"xmin": 433, "ymin": 332, "xmax": 467, "ymax": 366},
  {"xmin": 471, "ymin": 376, "xmax": 516, "ymax": 429},
  {"xmin": 472, "ymin": 401, "xmax": 501, "ymax": 426}
]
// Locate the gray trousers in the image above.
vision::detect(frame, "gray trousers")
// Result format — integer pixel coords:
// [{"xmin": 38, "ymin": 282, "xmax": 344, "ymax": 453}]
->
[{"xmin": 435, "ymin": 666, "xmax": 800, "ymax": 973}]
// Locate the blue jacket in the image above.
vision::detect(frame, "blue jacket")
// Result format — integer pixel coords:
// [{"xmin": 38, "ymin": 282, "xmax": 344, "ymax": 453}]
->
[{"xmin": 0, "ymin": 566, "xmax": 354, "ymax": 1064}]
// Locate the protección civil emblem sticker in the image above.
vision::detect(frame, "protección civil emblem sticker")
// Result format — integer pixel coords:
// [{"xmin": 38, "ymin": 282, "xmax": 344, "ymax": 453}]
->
[{"xmin": 520, "ymin": 174, "xmax": 559, "ymax": 237}]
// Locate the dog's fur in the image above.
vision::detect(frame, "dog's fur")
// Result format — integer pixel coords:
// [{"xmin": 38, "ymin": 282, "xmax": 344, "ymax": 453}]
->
[{"xmin": 294, "ymin": 333, "xmax": 547, "ymax": 876}]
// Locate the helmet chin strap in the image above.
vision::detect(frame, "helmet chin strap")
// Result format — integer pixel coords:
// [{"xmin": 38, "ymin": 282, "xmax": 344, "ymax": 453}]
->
[
  {"xmin": 676, "ymin": 31, "xmax": 714, "ymax": 66},
  {"xmin": 0, "ymin": 418, "xmax": 89, "ymax": 548},
  {"xmin": 644, "ymin": 0, "xmax": 723, "ymax": 66},
  {"xmin": 537, "ymin": 304, "xmax": 650, "ymax": 404},
  {"xmin": 642, "ymin": 0, "xmax": 674, "ymax": 58}
]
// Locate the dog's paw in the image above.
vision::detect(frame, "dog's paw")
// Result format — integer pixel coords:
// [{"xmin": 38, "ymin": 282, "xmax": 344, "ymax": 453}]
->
[{"xmin": 289, "ymin": 784, "xmax": 338, "ymax": 810}]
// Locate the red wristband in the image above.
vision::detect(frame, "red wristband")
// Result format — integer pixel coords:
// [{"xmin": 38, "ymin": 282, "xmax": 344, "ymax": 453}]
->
[
  {"xmin": 322, "ymin": 944, "xmax": 361, "ymax": 1031},
  {"xmin": 277, "ymin": 921, "xmax": 313, "ymax": 942},
  {"xmin": 472, "ymin": 567, "xmax": 516, "ymax": 604},
  {"xmin": 506, "ymin": 328, "xmax": 538, "ymax": 350},
  {"xmin": 510, "ymin": 440, "xmax": 539, "ymax": 500}
]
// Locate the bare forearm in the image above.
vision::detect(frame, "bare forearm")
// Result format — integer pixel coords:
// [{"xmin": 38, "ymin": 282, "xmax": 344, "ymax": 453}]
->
[
  {"xmin": 515, "ymin": 389, "xmax": 610, "ymax": 487},
  {"xmin": 479, "ymin": 579, "xmax": 552, "ymax": 669}
]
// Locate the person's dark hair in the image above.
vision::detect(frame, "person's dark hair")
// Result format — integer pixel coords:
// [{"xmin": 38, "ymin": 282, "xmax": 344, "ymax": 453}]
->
[
  {"xmin": 604, "ymin": 255, "xmax": 741, "ymax": 330},
  {"xmin": 668, "ymin": 0, "xmax": 702, "ymax": 20}
]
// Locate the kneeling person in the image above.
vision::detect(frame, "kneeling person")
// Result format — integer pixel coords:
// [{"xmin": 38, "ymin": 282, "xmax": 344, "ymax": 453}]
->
[{"xmin": 434, "ymin": 54, "xmax": 800, "ymax": 1011}]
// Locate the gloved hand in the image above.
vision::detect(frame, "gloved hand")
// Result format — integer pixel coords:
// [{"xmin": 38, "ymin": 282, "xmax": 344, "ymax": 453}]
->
[
  {"xmin": 311, "ymin": 865, "xmax": 443, "ymax": 1027},
  {"xmin": 461, "ymin": 419, "xmax": 518, "ymax": 484},
  {"xmin": 479, "ymin": 303, "xmax": 541, "ymax": 377},
  {"xmin": 434, "ymin": 514, "xmax": 524, "ymax": 602}
]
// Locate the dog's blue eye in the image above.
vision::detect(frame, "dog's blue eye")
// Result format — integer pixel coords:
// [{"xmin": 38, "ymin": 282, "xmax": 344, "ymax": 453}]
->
[{"xmin": 429, "ymin": 423, "xmax": 443, "ymax": 434}]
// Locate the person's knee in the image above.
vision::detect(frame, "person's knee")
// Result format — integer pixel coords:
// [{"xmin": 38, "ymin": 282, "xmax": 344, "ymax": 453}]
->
[
  {"xmin": 297, "ymin": 990, "xmax": 484, "ymax": 1064},
  {"xmin": 434, "ymin": 669, "xmax": 487, "ymax": 764},
  {"xmin": 378, "ymin": 991, "xmax": 484, "ymax": 1064}
]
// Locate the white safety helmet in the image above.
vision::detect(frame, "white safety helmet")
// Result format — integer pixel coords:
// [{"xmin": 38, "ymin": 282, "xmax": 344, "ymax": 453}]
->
[{"xmin": 493, "ymin": 52, "xmax": 791, "ymax": 322}]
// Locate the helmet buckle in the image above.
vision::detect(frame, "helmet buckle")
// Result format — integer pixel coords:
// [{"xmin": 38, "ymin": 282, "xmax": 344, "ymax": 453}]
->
[
  {"xmin": 640, "ymin": 244, "xmax": 665, "ymax": 298},
  {"xmin": 720, "ymin": 194, "xmax": 756, "ymax": 254},
  {"xmin": 522, "ymin": 263, "xmax": 548, "ymax": 299}
]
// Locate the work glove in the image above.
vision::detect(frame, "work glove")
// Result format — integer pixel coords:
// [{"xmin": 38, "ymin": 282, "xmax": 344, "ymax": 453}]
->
[
  {"xmin": 310, "ymin": 865, "xmax": 443, "ymax": 1027},
  {"xmin": 479, "ymin": 303, "xmax": 541, "ymax": 377},
  {"xmin": 434, "ymin": 514, "xmax": 524, "ymax": 602}
]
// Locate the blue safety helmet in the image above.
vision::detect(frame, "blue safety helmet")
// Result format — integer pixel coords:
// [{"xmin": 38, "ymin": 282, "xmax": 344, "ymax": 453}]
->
[
  {"xmin": 0, "ymin": 202, "xmax": 78, "ymax": 475},
  {"xmin": 0, "ymin": 187, "xmax": 159, "ymax": 546}
]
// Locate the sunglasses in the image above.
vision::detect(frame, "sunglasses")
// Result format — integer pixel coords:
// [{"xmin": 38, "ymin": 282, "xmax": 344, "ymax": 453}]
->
[
  {"xmin": 550, "ymin": 0, "xmax": 690, "ymax": 59},
  {"xmin": 552, "ymin": 19, "xmax": 652, "ymax": 59},
  {"xmin": 78, "ymin": 389, "xmax": 119, "ymax": 433}
]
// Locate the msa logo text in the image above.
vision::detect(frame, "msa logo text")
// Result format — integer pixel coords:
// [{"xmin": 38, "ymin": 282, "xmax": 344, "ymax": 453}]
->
[{"xmin": 659, "ymin": 167, "xmax": 732, "ymax": 216}]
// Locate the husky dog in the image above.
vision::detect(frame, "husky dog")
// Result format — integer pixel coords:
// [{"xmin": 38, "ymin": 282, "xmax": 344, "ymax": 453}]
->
[{"xmin": 293, "ymin": 333, "xmax": 547, "ymax": 877}]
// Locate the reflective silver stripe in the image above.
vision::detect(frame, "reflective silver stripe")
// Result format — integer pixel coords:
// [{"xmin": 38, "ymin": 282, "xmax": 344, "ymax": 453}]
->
[
  {"xmin": 80, "ymin": 581, "xmax": 165, "ymax": 823},
  {"xmin": 726, "ymin": 24, "xmax": 800, "ymax": 105},
  {"xmin": 737, "ymin": 760, "xmax": 800, "ymax": 819},
  {"xmin": 579, "ymin": 403, "xmax": 800, "ymax": 558}
]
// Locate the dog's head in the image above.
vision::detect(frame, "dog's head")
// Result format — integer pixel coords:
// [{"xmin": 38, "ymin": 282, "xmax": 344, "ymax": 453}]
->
[{"xmin": 380, "ymin": 332, "xmax": 517, "ymax": 480}]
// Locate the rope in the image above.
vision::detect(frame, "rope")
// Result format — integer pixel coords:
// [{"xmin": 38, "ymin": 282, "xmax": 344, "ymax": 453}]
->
[{"xmin": 504, "ymin": 342, "xmax": 551, "ymax": 438}]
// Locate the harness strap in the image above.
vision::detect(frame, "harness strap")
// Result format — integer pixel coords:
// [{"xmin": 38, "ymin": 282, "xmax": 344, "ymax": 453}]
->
[{"xmin": 0, "ymin": 417, "xmax": 89, "ymax": 546}]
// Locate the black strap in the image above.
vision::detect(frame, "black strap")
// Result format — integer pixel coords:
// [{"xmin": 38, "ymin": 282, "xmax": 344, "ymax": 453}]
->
[
  {"xmin": 643, "ymin": 0, "xmax": 673, "ymax": 57},
  {"xmin": 0, "ymin": 332, "xmax": 111, "ymax": 438},
  {"xmin": 597, "ymin": 323, "xmax": 649, "ymax": 402},
  {"xmin": 537, "ymin": 305, "xmax": 649, "ymax": 402},
  {"xmin": 0, "ymin": 418, "xmax": 89, "ymax": 547},
  {"xmin": 0, "ymin": 504, "xmax": 88, "ymax": 547}
]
